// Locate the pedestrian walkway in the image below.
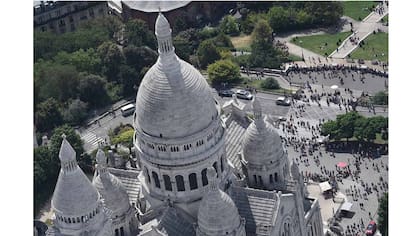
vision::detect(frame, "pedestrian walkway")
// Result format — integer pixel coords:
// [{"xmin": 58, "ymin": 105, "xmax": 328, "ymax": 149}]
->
[
  {"xmin": 81, "ymin": 131, "xmax": 105, "ymax": 153},
  {"xmin": 330, "ymin": 3, "xmax": 388, "ymax": 59}
]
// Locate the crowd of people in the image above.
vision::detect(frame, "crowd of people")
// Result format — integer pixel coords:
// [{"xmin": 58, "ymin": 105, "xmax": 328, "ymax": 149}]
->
[
  {"xmin": 283, "ymin": 64, "xmax": 388, "ymax": 77},
  {"xmin": 273, "ymin": 87, "xmax": 388, "ymax": 236}
]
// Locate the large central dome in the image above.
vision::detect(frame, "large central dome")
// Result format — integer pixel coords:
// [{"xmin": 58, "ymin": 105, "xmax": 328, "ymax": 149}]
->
[{"xmin": 135, "ymin": 13, "xmax": 217, "ymax": 139}]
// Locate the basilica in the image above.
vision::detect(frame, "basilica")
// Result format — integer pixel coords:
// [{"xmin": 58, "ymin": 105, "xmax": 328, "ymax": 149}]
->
[{"xmin": 44, "ymin": 13, "xmax": 323, "ymax": 236}]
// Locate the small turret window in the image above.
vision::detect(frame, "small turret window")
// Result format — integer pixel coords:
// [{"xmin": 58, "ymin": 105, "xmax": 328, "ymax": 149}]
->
[
  {"xmin": 275, "ymin": 173, "xmax": 279, "ymax": 182},
  {"xmin": 175, "ymin": 175, "xmax": 185, "ymax": 191},
  {"xmin": 201, "ymin": 169, "xmax": 208, "ymax": 186},
  {"xmin": 270, "ymin": 174, "xmax": 273, "ymax": 183},
  {"xmin": 152, "ymin": 171, "xmax": 160, "ymax": 188}
]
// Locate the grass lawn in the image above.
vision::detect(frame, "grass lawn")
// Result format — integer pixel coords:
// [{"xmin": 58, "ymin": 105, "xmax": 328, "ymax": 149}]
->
[
  {"xmin": 349, "ymin": 32, "xmax": 388, "ymax": 62},
  {"xmin": 288, "ymin": 53, "xmax": 303, "ymax": 62},
  {"xmin": 291, "ymin": 32, "xmax": 352, "ymax": 57},
  {"xmin": 230, "ymin": 34, "xmax": 252, "ymax": 51},
  {"xmin": 374, "ymin": 133, "xmax": 388, "ymax": 144},
  {"xmin": 240, "ymin": 77, "xmax": 293, "ymax": 94},
  {"xmin": 343, "ymin": 1, "xmax": 379, "ymax": 21},
  {"xmin": 381, "ymin": 14, "xmax": 388, "ymax": 25}
]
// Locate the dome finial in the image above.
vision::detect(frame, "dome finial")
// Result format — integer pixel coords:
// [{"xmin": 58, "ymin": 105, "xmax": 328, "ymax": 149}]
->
[
  {"xmin": 155, "ymin": 13, "xmax": 174, "ymax": 56},
  {"xmin": 207, "ymin": 167, "xmax": 218, "ymax": 191},
  {"xmin": 59, "ymin": 136, "xmax": 76, "ymax": 163}
]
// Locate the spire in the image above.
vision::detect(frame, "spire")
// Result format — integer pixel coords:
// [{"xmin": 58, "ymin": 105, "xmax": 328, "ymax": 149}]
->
[
  {"xmin": 252, "ymin": 95, "xmax": 262, "ymax": 120},
  {"xmin": 58, "ymin": 134, "xmax": 78, "ymax": 172},
  {"xmin": 96, "ymin": 144, "xmax": 109, "ymax": 176},
  {"xmin": 155, "ymin": 13, "xmax": 174, "ymax": 56}
]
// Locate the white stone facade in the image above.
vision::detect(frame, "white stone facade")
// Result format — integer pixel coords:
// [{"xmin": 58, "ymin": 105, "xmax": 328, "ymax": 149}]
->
[{"xmin": 45, "ymin": 13, "xmax": 324, "ymax": 236}]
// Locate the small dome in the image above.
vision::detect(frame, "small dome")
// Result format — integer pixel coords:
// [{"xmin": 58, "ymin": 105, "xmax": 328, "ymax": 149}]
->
[
  {"xmin": 93, "ymin": 173, "xmax": 131, "ymax": 216},
  {"xmin": 242, "ymin": 118, "xmax": 285, "ymax": 164},
  {"xmin": 52, "ymin": 170, "xmax": 100, "ymax": 216},
  {"xmin": 197, "ymin": 168, "xmax": 242, "ymax": 235}
]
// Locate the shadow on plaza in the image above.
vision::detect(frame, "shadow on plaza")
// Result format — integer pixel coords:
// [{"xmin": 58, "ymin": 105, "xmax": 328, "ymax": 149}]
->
[{"xmin": 325, "ymin": 141, "xmax": 388, "ymax": 158}]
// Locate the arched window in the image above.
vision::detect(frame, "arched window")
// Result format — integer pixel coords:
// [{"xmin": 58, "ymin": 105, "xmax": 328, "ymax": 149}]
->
[
  {"xmin": 152, "ymin": 171, "xmax": 160, "ymax": 188},
  {"xmin": 201, "ymin": 169, "xmax": 208, "ymax": 186},
  {"xmin": 275, "ymin": 172, "xmax": 279, "ymax": 182},
  {"xmin": 269, "ymin": 174, "xmax": 273, "ymax": 183},
  {"xmin": 213, "ymin": 162, "xmax": 218, "ymax": 177},
  {"xmin": 220, "ymin": 157, "xmax": 224, "ymax": 172},
  {"xmin": 120, "ymin": 227, "xmax": 125, "ymax": 236},
  {"xmin": 189, "ymin": 173, "xmax": 198, "ymax": 190},
  {"xmin": 115, "ymin": 229, "xmax": 119, "ymax": 236},
  {"xmin": 163, "ymin": 174, "xmax": 172, "ymax": 191},
  {"xmin": 77, "ymin": 217, "xmax": 80, "ymax": 223},
  {"xmin": 259, "ymin": 176, "xmax": 263, "ymax": 185},
  {"xmin": 253, "ymin": 175, "xmax": 257, "ymax": 184},
  {"xmin": 175, "ymin": 175, "xmax": 185, "ymax": 191}
]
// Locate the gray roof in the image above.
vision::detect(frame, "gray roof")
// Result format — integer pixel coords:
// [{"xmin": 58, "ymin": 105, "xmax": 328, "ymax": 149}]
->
[
  {"xmin": 123, "ymin": 1, "xmax": 191, "ymax": 13},
  {"xmin": 156, "ymin": 207, "xmax": 196, "ymax": 236},
  {"xmin": 108, "ymin": 168, "xmax": 141, "ymax": 205},
  {"xmin": 229, "ymin": 186, "xmax": 279, "ymax": 235},
  {"xmin": 225, "ymin": 118, "xmax": 249, "ymax": 175}
]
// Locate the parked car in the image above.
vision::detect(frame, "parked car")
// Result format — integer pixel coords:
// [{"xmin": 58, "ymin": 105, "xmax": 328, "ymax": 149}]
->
[
  {"xmin": 218, "ymin": 89, "xmax": 234, "ymax": 97},
  {"xmin": 235, "ymin": 89, "xmax": 253, "ymax": 100},
  {"xmin": 121, "ymin": 103, "xmax": 135, "ymax": 117},
  {"xmin": 365, "ymin": 221, "xmax": 377, "ymax": 236},
  {"xmin": 276, "ymin": 96, "xmax": 291, "ymax": 106}
]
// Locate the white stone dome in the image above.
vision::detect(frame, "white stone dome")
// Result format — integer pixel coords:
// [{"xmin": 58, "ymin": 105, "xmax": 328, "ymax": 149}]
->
[
  {"xmin": 93, "ymin": 149, "xmax": 131, "ymax": 217},
  {"xmin": 93, "ymin": 173, "xmax": 131, "ymax": 216},
  {"xmin": 155, "ymin": 13, "xmax": 171, "ymax": 36},
  {"xmin": 135, "ymin": 57, "xmax": 217, "ymax": 139},
  {"xmin": 52, "ymin": 138, "xmax": 100, "ymax": 216},
  {"xmin": 197, "ymin": 168, "xmax": 242, "ymax": 235},
  {"xmin": 242, "ymin": 118, "xmax": 285, "ymax": 165}
]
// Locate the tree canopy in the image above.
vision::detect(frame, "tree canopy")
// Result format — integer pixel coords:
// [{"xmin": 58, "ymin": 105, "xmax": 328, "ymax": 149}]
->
[
  {"xmin": 220, "ymin": 15, "xmax": 240, "ymax": 36},
  {"xmin": 207, "ymin": 59, "xmax": 241, "ymax": 85},
  {"xmin": 197, "ymin": 39, "xmax": 221, "ymax": 69},
  {"xmin": 378, "ymin": 193, "xmax": 388, "ymax": 236}
]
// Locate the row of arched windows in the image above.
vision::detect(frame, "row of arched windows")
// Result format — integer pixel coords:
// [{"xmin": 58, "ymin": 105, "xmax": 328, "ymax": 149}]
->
[
  {"xmin": 160, "ymin": 40, "xmax": 172, "ymax": 53},
  {"xmin": 140, "ymin": 137, "xmax": 214, "ymax": 153},
  {"xmin": 56, "ymin": 207, "xmax": 99, "ymax": 224},
  {"xmin": 144, "ymin": 157, "xmax": 225, "ymax": 192},
  {"xmin": 281, "ymin": 222, "xmax": 292, "ymax": 236},
  {"xmin": 115, "ymin": 226, "xmax": 124, "ymax": 236},
  {"xmin": 62, "ymin": 160, "xmax": 77, "ymax": 172}
]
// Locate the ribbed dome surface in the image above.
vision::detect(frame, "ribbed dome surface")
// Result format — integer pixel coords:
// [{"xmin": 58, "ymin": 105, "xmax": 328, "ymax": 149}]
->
[
  {"xmin": 135, "ymin": 57, "xmax": 217, "ymax": 138},
  {"xmin": 52, "ymin": 169, "xmax": 100, "ymax": 216},
  {"xmin": 242, "ymin": 119, "xmax": 285, "ymax": 164},
  {"xmin": 197, "ymin": 168, "xmax": 241, "ymax": 234},
  {"xmin": 93, "ymin": 173, "xmax": 131, "ymax": 216},
  {"xmin": 155, "ymin": 13, "xmax": 171, "ymax": 36}
]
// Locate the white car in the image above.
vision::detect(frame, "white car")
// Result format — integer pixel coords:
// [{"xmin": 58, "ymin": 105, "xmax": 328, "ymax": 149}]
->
[
  {"xmin": 275, "ymin": 96, "xmax": 291, "ymax": 106},
  {"xmin": 235, "ymin": 90, "xmax": 253, "ymax": 100}
]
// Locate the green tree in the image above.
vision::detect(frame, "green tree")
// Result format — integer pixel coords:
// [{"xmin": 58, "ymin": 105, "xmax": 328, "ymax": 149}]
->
[
  {"xmin": 336, "ymin": 112, "xmax": 363, "ymax": 141},
  {"xmin": 252, "ymin": 19, "xmax": 273, "ymax": 43},
  {"xmin": 378, "ymin": 193, "xmax": 388, "ymax": 236},
  {"xmin": 354, "ymin": 116, "xmax": 369, "ymax": 141},
  {"xmin": 34, "ymin": 146, "xmax": 55, "ymax": 214},
  {"xmin": 321, "ymin": 120, "xmax": 341, "ymax": 140},
  {"xmin": 53, "ymin": 48, "xmax": 101, "ymax": 74},
  {"xmin": 118, "ymin": 64, "xmax": 139, "ymax": 96},
  {"xmin": 62, "ymin": 99, "xmax": 89, "ymax": 125},
  {"xmin": 197, "ymin": 26, "xmax": 220, "ymax": 41},
  {"xmin": 34, "ymin": 62, "xmax": 80, "ymax": 103},
  {"xmin": 213, "ymin": 33, "xmax": 235, "ymax": 51},
  {"xmin": 207, "ymin": 59, "xmax": 241, "ymax": 85},
  {"xmin": 123, "ymin": 45, "xmax": 157, "ymax": 72},
  {"xmin": 173, "ymin": 34, "xmax": 192, "ymax": 61},
  {"xmin": 34, "ymin": 31, "xmax": 60, "ymax": 60},
  {"xmin": 197, "ymin": 39, "xmax": 221, "ymax": 69},
  {"xmin": 124, "ymin": 19, "xmax": 156, "ymax": 49},
  {"xmin": 372, "ymin": 91, "xmax": 388, "ymax": 105},
  {"xmin": 304, "ymin": 2, "xmax": 343, "ymax": 26},
  {"xmin": 35, "ymin": 98, "xmax": 63, "ymax": 133},
  {"xmin": 79, "ymin": 74, "xmax": 110, "ymax": 108},
  {"xmin": 267, "ymin": 6, "xmax": 289, "ymax": 33},
  {"xmin": 220, "ymin": 15, "xmax": 240, "ymax": 36},
  {"xmin": 261, "ymin": 77, "xmax": 280, "ymax": 89},
  {"xmin": 97, "ymin": 41, "xmax": 124, "ymax": 81}
]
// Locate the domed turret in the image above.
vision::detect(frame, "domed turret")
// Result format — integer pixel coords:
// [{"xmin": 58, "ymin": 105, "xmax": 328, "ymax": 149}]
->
[
  {"xmin": 93, "ymin": 148, "xmax": 131, "ymax": 217},
  {"xmin": 52, "ymin": 135, "xmax": 100, "ymax": 217},
  {"xmin": 51, "ymin": 135, "xmax": 113, "ymax": 236},
  {"xmin": 197, "ymin": 168, "xmax": 245, "ymax": 236},
  {"xmin": 242, "ymin": 97, "xmax": 289, "ymax": 190},
  {"xmin": 135, "ymin": 13, "xmax": 217, "ymax": 139}
]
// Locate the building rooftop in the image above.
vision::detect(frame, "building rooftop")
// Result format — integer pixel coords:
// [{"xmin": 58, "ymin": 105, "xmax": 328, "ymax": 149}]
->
[
  {"xmin": 225, "ymin": 118, "xmax": 248, "ymax": 175},
  {"xmin": 123, "ymin": 1, "xmax": 191, "ymax": 13},
  {"xmin": 108, "ymin": 168, "xmax": 141, "ymax": 205},
  {"xmin": 229, "ymin": 186, "xmax": 279, "ymax": 235}
]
